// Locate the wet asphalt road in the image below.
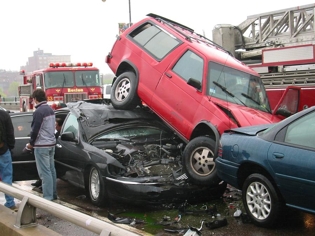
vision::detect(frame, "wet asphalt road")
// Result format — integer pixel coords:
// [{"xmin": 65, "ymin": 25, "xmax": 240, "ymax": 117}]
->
[{"xmin": 11, "ymin": 180, "xmax": 315, "ymax": 236}]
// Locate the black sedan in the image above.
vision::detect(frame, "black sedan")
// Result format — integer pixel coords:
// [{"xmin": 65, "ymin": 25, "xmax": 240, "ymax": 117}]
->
[
  {"xmin": 0, "ymin": 105, "xmax": 13, "ymax": 113},
  {"xmin": 11, "ymin": 101, "xmax": 226, "ymax": 206},
  {"xmin": 215, "ymin": 106, "xmax": 315, "ymax": 227}
]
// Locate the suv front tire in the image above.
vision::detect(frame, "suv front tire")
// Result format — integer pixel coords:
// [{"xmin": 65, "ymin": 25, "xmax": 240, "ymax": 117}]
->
[{"xmin": 182, "ymin": 136, "xmax": 221, "ymax": 186}]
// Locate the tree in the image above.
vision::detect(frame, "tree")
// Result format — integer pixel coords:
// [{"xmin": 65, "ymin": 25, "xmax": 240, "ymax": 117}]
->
[
  {"xmin": 0, "ymin": 87, "xmax": 5, "ymax": 98},
  {"xmin": 8, "ymin": 81, "xmax": 20, "ymax": 97}
]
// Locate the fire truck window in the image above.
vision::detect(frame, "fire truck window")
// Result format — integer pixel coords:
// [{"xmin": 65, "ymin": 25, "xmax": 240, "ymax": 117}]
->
[
  {"xmin": 35, "ymin": 75, "xmax": 42, "ymax": 88},
  {"xmin": 75, "ymin": 71, "xmax": 100, "ymax": 87},
  {"xmin": 44, "ymin": 72, "xmax": 74, "ymax": 88}
]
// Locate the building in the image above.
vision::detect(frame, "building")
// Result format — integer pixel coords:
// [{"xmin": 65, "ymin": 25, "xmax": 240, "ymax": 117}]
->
[{"xmin": 21, "ymin": 49, "xmax": 71, "ymax": 73}]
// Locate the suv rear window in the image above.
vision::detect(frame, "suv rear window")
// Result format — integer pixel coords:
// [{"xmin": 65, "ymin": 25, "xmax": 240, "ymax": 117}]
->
[{"xmin": 130, "ymin": 23, "xmax": 181, "ymax": 60}]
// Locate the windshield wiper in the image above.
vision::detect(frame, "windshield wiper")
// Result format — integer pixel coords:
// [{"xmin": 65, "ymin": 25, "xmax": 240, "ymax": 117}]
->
[
  {"xmin": 241, "ymin": 93, "xmax": 261, "ymax": 105},
  {"xmin": 241, "ymin": 93, "xmax": 271, "ymax": 112},
  {"xmin": 213, "ymin": 81, "xmax": 234, "ymax": 97},
  {"xmin": 81, "ymin": 74, "xmax": 90, "ymax": 96},
  {"xmin": 59, "ymin": 74, "xmax": 66, "ymax": 97},
  {"xmin": 96, "ymin": 138, "xmax": 132, "ymax": 142},
  {"xmin": 213, "ymin": 81, "xmax": 247, "ymax": 106}
]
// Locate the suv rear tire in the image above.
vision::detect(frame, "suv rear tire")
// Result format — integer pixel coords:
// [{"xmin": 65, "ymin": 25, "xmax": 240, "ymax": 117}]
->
[
  {"xmin": 111, "ymin": 71, "xmax": 140, "ymax": 110},
  {"xmin": 182, "ymin": 136, "xmax": 221, "ymax": 186}
]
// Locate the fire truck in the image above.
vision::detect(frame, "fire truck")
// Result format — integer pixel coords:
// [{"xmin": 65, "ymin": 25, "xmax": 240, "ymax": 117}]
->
[
  {"xmin": 212, "ymin": 3, "xmax": 315, "ymax": 112},
  {"xmin": 18, "ymin": 62, "xmax": 102, "ymax": 112}
]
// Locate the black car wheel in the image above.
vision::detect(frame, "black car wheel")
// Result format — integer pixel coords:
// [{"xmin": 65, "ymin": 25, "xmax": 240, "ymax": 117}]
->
[
  {"xmin": 242, "ymin": 173, "xmax": 282, "ymax": 228},
  {"xmin": 110, "ymin": 71, "xmax": 140, "ymax": 110},
  {"xmin": 182, "ymin": 136, "xmax": 221, "ymax": 186},
  {"xmin": 88, "ymin": 166, "xmax": 107, "ymax": 207}
]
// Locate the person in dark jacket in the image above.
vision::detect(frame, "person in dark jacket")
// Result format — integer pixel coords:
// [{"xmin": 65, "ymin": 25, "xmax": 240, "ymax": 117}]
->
[
  {"xmin": 0, "ymin": 109, "xmax": 16, "ymax": 210},
  {"xmin": 32, "ymin": 117, "xmax": 64, "ymax": 190},
  {"xmin": 26, "ymin": 89, "xmax": 57, "ymax": 201}
]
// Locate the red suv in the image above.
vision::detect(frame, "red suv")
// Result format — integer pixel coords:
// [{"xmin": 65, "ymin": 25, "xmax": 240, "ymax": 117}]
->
[{"xmin": 106, "ymin": 14, "xmax": 297, "ymax": 186}]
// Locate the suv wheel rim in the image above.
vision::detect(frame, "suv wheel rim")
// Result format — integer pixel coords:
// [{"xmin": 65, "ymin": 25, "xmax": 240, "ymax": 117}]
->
[
  {"xmin": 246, "ymin": 181, "xmax": 271, "ymax": 220},
  {"xmin": 90, "ymin": 168, "xmax": 100, "ymax": 200},
  {"xmin": 190, "ymin": 147, "xmax": 215, "ymax": 176},
  {"xmin": 115, "ymin": 78, "xmax": 130, "ymax": 101}
]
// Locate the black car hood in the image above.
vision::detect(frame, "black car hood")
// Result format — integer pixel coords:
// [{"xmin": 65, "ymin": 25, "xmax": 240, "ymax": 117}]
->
[
  {"xmin": 224, "ymin": 123, "xmax": 273, "ymax": 136},
  {"xmin": 66, "ymin": 101, "xmax": 160, "ymax": 139}
]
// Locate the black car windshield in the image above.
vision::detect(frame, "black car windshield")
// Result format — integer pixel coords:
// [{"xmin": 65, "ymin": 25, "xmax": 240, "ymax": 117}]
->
[
  {"xmin": 207, "ymin": 62, "xmax": 271, "ymax": 113},
  {"xmin": 95, "ymin": 126, "xmax": 169, "ymax": 141}
]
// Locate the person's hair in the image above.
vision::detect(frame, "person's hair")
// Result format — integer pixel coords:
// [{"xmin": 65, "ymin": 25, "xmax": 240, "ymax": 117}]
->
[
  {"xmin": 56, "ymin": 118, "xmax": 64, "ymax": 127},
  {"xmin": 32, "ymin": 89, "xmax": 47, "ymax": 102}
]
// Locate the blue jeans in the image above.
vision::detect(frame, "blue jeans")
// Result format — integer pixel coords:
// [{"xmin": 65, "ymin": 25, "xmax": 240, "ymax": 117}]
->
[
  {"xmin": 0, "ymin": 149, "xmax": 15, "ymax": 208},
  {"xmin": 34, "ymin": 147, "xmax": 57, "ymax": 200}
]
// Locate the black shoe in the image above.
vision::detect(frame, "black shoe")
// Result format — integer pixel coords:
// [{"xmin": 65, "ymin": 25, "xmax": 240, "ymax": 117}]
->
[
  {"xmin": 33, "ymin": 186, "xmax": 42, "ymax": 193},
  {"xmin": 31, "ymin": 180, "xmax": 42, "ymax": 187}
]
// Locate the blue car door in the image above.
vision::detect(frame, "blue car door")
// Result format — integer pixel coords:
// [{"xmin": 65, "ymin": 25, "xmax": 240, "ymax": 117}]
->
[{"xmin": 267, "ymin": 111, "xmax": 315, "ymax": 211}]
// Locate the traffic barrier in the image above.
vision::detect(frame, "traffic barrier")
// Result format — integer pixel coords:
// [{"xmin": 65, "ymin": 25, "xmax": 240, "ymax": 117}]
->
[{"xmin": 0, "ymin": 182, "xmax": 142, "ymax": 236}]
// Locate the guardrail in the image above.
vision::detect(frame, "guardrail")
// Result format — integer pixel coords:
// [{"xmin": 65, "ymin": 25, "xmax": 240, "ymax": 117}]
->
[
  {"xmin": 0, "ymin": 182, "xmax": 141, "ymax": 236},
  {"xmin": 0, "ymin": 102, "xmax": 20, "ymax": 111}
]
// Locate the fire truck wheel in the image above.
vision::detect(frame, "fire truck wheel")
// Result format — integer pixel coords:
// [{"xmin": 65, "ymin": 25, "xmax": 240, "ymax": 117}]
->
[
  {"xmin": 110, "ymin": 71, "xmax": 140, "ymax": 110},
  {"xmin": 182, "ymin": 136, "xmax": 221, "ymax": 186},
  {"xmin": 87, "ymin": 166, "xmax": 107, "ymax": 207}
]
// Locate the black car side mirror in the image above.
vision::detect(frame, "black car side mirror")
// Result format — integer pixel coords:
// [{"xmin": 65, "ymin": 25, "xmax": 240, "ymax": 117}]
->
[{"xmin": 60, "ymin": 132, "xmax": 77, "ymax": 142}]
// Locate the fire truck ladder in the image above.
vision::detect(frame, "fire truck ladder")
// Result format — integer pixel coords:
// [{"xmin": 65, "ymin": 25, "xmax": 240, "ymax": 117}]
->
[
  {"xmin": 213, "ymin": 3, "xmax": 315, "ymax": 61},
  {"xmin": 261, "ymin": 69, "xmax": 315, "ymax": 88}
]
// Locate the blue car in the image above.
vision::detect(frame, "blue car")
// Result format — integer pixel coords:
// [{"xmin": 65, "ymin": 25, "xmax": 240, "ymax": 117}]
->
[{"xmin": 215, "ymin": 106, "xmax": 315, "ymax": 227}]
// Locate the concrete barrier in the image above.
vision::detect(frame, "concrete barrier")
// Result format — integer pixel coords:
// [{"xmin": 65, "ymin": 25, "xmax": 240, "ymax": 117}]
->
[{"xmin": 0, "ymin": 204, "xmax": 61, "ymax": 236}]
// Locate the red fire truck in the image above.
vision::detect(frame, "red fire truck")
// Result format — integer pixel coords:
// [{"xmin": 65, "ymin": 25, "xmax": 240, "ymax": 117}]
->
[
  {"xmin": 212, "ymin": 3, "xmax": 315, "ymax": 113},
  {"xmin": 248, "ymin": 45, "xmax": 315, "ymax": 111},
  {"xmin": 19, "ymin": 62, "xmax": 102, "ymax": 112}
]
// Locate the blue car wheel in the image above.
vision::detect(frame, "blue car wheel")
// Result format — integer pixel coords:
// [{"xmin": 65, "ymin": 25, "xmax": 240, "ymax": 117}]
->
[{"xmin": 242, "ymin": 173, "xmax": 283, "ymax": 228}]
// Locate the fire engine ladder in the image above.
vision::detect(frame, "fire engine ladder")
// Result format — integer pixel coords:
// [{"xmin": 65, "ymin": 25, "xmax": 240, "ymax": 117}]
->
[
  {"xmin": 260, "ymin": 69, "xmax": 315, "ymax": 88},
  {"xmin": 213, "ymin": 3, "xmax": 315, "ymax": 61}
]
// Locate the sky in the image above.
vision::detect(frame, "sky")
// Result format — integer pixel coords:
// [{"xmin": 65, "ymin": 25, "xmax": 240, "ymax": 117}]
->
[{"xmin": 0, "ymin": 0, "xmax": 314, "ymax": 74}]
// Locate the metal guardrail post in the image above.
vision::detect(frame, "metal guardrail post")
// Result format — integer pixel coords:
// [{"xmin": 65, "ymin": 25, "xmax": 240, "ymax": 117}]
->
[
  {"xmin": 15, "ymin": 196, "xmax": 37, "ymax": 228},
  {"xmin": 0, "ymin": 182, "xmax": 142, "ymax": 236}
]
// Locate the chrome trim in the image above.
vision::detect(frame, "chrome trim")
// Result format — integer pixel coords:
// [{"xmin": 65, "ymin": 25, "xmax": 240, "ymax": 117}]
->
[{"xmin": 106, "ymin": 177, "xmax": 157, "ymax": 185}]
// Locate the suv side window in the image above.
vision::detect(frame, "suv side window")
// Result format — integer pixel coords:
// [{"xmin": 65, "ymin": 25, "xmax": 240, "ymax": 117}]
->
[
  {"xmin": 130, "ymin": 23, "xmax": 181, "ymax": 60},
  {"xmin": 172, "ymin": 50, "xmax": 203, "ymax": 83}
]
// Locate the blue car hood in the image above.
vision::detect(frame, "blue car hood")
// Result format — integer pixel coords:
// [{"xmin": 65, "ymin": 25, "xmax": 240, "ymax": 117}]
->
[{"xmin": 225, "ymin": 123, "xmax": 274, "ymax": 136}]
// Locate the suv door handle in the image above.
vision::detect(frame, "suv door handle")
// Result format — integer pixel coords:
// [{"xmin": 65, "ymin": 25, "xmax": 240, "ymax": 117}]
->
[{"xmin": 165, "ymin": 72, "xmax": 172, "ymax": 78}]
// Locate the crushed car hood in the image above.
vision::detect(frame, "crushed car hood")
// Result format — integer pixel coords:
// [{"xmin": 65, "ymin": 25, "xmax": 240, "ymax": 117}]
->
[
  {"xmin": 212, "ymin": 98, "xmax": 281, "ymax": 126},
  {"xmin": 224, "ymin": 123, "xmax": 274, "ymax": 136},
  {"xmin": 229, "ymin": 106, "xmax": 280, "ymax": 126}
]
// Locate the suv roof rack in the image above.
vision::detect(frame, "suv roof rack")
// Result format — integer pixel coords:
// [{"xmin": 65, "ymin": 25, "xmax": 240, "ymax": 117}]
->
[{"xmin": 147, "ymin": 13, "xmax": 232, "ymax": 56}]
